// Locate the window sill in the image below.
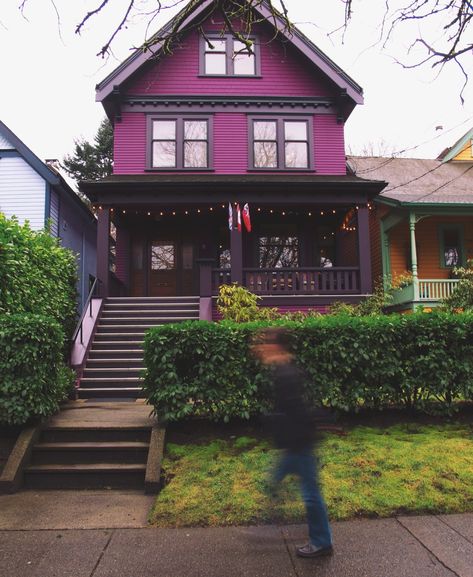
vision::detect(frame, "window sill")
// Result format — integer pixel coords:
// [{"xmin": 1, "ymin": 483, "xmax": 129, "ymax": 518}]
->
[
  {"xmin": 145, "ymin": 168, "xmax": 215, "ymax": 172},
  {"xmin": 246, "ymin": 168, "xmax": 316, "ymax": 173},
  {"xmin": 198, "ymin": 74, "xmax": 262, "ymax": 79}
]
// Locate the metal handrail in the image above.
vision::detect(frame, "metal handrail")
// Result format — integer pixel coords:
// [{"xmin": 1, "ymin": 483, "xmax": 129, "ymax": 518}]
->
[{"xmin": 71, "ymin": 278, "xmax": 100, "ymax": 345}]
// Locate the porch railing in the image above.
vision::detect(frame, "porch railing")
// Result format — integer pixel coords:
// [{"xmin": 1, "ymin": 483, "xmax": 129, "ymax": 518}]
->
[
  {"xmin": 211, "ymin": 267, "xmax": 360, "ymax": 295},
  {"xmin": 418, "ymin": 279, "xmax": 459, "ymax": 301}
]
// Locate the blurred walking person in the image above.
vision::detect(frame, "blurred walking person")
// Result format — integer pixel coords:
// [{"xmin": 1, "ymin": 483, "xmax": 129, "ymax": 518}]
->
[{"xmin": 252, "ymin": 328, "xmax": 333, "ymax": 558}]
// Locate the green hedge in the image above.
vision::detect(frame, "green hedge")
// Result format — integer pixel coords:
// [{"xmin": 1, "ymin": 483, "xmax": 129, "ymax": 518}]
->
[
  {"xmin": 143, "ymin": 313, "xmax": 473, "ymax": 422},
  {"xmin": 0, "ymin": 314, "xmax": 74, "ymax": 425},
  {"xmin": 0, "ymin": 213, "xmax": 78, "ymax": 340}
]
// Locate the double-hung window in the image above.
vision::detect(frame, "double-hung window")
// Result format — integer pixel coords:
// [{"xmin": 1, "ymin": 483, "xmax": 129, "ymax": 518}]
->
[
  {"xmin": 250, "ymin": 117, "xmax": 313, "ymax": 170},
  {"xmin": 439, "ymin": 225, "xmax": 464, "ymax": 268},
  {"xmin": 201, "ymin": 35, "xmax": 258, "ymax": 76},
  {"xmin": 149, "ymin": 116, "xmax": 212, "ymax": 170}
]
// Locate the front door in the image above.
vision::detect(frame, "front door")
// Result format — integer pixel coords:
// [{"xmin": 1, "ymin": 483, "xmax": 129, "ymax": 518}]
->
[{"xmin": 149, "ymin": 238, "xmax": 196, "ymax": 296}]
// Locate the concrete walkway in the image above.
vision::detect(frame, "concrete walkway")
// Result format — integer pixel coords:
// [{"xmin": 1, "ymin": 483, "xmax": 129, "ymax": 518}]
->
[{"xmin": 0, "ymin": 489, "xmax": 472, "ymax": 577}]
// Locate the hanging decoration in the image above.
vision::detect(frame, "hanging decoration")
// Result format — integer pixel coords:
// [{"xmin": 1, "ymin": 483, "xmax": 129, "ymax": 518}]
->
[
  {"xmin": 236, "ymin": 203, "xmax": 242, "ymax": 232},
  {"xmin": 242, "ymin": 203, "xmax": 251, "ymax": 232},
  {"xmin": 228, "ymin": 202, "xmax": 233, "ymax": 231}
]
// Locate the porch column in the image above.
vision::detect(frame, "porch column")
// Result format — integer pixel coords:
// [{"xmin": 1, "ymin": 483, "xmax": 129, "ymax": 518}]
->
[
  {"xmin": 230, "ymin": 205, "xmax": 243, "ymax": 285},
  {"xmin": 97, "ymin": 207, "xmax": 110, "ymax": 297},
  {"xmin": 409, "ymin": 211, "xmax": 420, "ymax": 301},
  {"xmin": 380, "ymin": 220, "xmax": 391, "ymax": 290},
  {"xmin": 197, "ymin": 258, "xmax": 214, "ymax": 297},
  {"xmin": 357, "ymin": 206, "xmax": 372, "ymax": 294}
]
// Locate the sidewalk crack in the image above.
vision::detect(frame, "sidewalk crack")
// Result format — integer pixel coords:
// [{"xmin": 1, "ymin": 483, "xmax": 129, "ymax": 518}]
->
[
  {"xmin": 437, "ymin": 515, "xmax": 473, "ymax": 547},
  {"xmin": 90, "ymin": 529, "xmax": 114, "ymax": 577},
  {"xmin": 396, "ymin": 518, "xmax": 461, "ymax": 577},
  {"xmin": 279, "ymin": 526, "xmax": 300, "ymax": 577}
]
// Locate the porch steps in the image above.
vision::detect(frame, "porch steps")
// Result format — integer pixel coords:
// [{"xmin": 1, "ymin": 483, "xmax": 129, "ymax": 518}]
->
[
  {"xmin": 77, "ymin": 296, "xmax": 200, "ymax": 399},
  {"xmin": 23, "ymin": 409, "xmax": 153, "ymax": 490}
]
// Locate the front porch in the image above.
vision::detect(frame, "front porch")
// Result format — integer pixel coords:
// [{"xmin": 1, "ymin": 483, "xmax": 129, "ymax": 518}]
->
[
  {"xmin": 81, "ymin": 173, "xmax": 385, "ymax": 312},
  {"xmin": 381, "ymin": 206, "xmax": 473, "ymax": 312}
]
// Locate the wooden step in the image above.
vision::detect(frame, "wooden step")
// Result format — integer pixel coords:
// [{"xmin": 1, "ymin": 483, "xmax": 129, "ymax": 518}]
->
[
  {"xmin": 31, "ymin": 442, "xmax": 149, "ymax": 465},
  {"xmin": 24, "ymin": 463, "xmax": 147, "ymax": 490},
  {"xmin": 77, "ymin": 387, "xmax": 144, "ymax": 399}
]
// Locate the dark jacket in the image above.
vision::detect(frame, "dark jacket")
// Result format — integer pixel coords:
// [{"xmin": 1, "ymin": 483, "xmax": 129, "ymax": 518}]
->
[{"xmin": 265, "ymin": 362, "xmax": 320, "ymax": 452}]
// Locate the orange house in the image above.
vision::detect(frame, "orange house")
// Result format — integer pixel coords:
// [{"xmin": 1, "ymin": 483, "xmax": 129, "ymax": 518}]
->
[{"xmin": 348, "ymin": 139, "xmax": 473, "ymax": 312}]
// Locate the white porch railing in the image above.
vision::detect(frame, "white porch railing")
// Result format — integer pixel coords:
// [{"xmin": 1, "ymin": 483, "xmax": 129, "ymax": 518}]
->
[{"xmin": 418, "ymin": 279, "xmax": 460, "ymax": 301}]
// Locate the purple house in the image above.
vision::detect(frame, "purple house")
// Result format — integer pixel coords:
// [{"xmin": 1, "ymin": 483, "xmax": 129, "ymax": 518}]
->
[{"xmin": 81, "ymin": 0, "xmax": 386, "ymax": 318}]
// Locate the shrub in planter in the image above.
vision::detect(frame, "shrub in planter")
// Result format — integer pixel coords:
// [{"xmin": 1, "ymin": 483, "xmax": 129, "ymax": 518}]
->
[{"xmin": 0, "ymin": 314, "xmax": 74, "ymax": 425}]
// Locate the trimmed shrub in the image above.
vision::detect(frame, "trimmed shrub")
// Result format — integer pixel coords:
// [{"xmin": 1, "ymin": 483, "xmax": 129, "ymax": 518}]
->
[
  {"xmin": 143, "ymin": 321, "xmax": 272, "ymax": 422},
  {"xmin": 0, "ymin": 213, "xmax": 78, "ymax": 339},
  {"xmin": 143, "ymin": 313, "xmax": 473, "ymax": 422},
  {"xmin": 0, "ymin": 314, "xmax": 74, "ymax": 425}
]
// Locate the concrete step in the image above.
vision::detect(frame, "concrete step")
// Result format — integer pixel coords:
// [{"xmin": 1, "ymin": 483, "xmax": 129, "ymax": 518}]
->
[
  {"xmin": 23, "ymin": 463, "xmax": 147, "ymax": 490},
  {"xmin": 77, "ymin": 387, "xmax": 144, "ymax": 399},
  {"xmin": 106, "ymin": 297, "xmax": 199, "ymax": 303},
  {"xmin": 31, "ymin": 442, "xmax": 149, "ymax": 465},
  {"xmin": 82, "ymin": 368, "xmax": 144, "ymax": 379},
  {"xmin": 102, "ymin": 310, "xmax": 198, "ymax": 318},
  {"xmin": 40, "ymin": 427, "xmax": 151, "ymax": 443},
  {"xmin": 94, "ymin": 332, "xmax": 148, "ymax": 341},
  {"xmin": 90, "ymin": 341, "xmax": 144, "ymax": 350},
  {"xmin": 86, "ymin": 358, "xmax": 144, "ymax": 366},
  {"xmin": 98, "ymin": 317, "xmax": 198, "ymax": 326}
]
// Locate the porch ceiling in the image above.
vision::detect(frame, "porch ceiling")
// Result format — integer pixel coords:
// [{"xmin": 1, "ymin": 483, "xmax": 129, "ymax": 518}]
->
[{"xmin": 80, "ymin": 174, "xmax": 387, "ymax": 205}]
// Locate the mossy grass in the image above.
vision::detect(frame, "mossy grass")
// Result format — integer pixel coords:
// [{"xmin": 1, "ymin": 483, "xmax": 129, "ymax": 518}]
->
[{"xmin": 149, "ymin": 423, "xmax": 473, "ymax": 527}]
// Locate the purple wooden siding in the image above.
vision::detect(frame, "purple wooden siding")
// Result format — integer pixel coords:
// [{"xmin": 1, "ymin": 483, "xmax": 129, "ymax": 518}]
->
[
  {"xmin": 114, "ymin": 114, "xmax": 146, "ymax": 174},
  {"xmin": 114, "ymin": 111, "xmax": 345, "ymax": 174},
  {"xmin": 125, "ymin": 26, "xmax": 335, "ymax": 98},
  {"xmin": 313, "ymin": 115, "xmax": 346, "ymax": 175}
]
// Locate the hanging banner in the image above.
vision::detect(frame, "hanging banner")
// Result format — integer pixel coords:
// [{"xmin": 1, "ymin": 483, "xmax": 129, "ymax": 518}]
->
[
  {"xmin": 242, "ymin": 203, "xmax": 251, "ymax": 232},
  {"xmin": 236, "ymin": 203, "xmax": 242, "ymax": 232},
  {"xmin": 228, "ymin": 202, "xmax": 233, "ymax": 231}
]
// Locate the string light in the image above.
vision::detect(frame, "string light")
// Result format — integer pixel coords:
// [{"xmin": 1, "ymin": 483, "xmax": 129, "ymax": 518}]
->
[
  {"xmin": 147, "ymin": 212, "xmax": 151, "ymax": 216},
  {"xmin": 308, "ymin": 212, "xmax": 312, "ymax": 216},
  {"xmin": 122, "ymin": 210, "xmax": 126, "ymax": 214}
]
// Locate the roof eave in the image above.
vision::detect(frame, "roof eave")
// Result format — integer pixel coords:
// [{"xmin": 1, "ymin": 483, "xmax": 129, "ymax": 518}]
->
[{"xmin": 96, "ymin": 0, "xmax": 363, "ymax": 106}]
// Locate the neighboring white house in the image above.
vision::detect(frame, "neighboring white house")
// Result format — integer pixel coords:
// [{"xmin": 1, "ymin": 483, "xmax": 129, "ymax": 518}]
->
[{"xmin": 0, "ymin": 119, "xmax": 97, "ymax": 309}]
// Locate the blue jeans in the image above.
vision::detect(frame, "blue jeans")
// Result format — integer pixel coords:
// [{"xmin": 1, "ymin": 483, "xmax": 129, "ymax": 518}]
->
[{"xmin": 273, "ymin": 449, "xmax": 332, "ymax": 548}]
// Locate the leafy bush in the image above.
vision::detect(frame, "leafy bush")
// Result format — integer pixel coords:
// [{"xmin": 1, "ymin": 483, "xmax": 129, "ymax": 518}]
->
[
  {"xmin": 442, "ymin": 259, "xmax": 473, "ymax": 312},
  {"xmin": 0, "ymin": 213, "xmax": 78, "ymax": 339},
  {"xmin": 217, "ymin": 283, "xmax": 278, "ymax": 322},
  {"xmin": 0, "ymin": 314, "xmax": 74, "ymax": 425},
  {"xmin": 143, "ymin": 321, "xmax": 272, "ymax": 422},
  {"xmin": 329, "ymin": 281, "xmax": 391, "ymax": 316},
  {"xmin": 143, "ymin": 313, "xmax": 473, "ymax": 422}
]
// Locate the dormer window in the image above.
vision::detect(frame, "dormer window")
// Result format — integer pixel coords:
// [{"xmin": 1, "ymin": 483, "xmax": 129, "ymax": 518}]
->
[{"xmin": 201, "ymin": 35, "xmax": 259, "ymax": 76}]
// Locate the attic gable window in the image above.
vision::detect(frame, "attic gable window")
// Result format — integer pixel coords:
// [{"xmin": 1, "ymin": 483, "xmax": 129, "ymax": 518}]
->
[
  {"xmin": 201, "ymin": 35, "xmax": 259, "ymax": 76},
  {"xmin": 148, "ymin": 116, "xmax": 213, "ymax": 170}
]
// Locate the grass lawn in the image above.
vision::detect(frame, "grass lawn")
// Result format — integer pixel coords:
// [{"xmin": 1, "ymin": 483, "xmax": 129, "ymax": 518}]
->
[{"xmin": 149, "ymin": 423, "xmax": 473, "ymax": 527}]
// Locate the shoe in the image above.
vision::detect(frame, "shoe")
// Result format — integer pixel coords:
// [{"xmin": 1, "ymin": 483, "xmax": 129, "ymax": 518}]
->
[{"xmin": 296, "ymin": 543, "xmax": 334, "ymax": 558}]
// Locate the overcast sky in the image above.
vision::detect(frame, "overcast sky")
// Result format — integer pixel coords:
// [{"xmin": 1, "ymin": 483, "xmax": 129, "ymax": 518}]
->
[{"xmin": 1, "ymin": 0, "xmax": 472, "ymax": 164}]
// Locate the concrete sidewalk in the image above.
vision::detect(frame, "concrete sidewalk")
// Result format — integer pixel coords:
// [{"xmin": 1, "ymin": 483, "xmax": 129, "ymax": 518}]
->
[{"xmin": 1, "ymin": 491, "xmax": 472, "ymax": 577}]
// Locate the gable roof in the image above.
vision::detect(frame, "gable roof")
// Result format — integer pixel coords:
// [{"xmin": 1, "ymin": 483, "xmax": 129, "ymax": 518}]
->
[
  {"xmin": 0, "ymin": 119, "xmax": 95, "ymax": 222},
  {"xmin": 347, "ymin": 155, "xmax": 473, "ymax": 207},
  {"xmin": 438, "ymin": 127, "xmax": 473, "ymax": 163},
  {"xmin": 0, "ymin": 119, "xmax": 60, "ymax": 185},
  {"xmin": 96, "ymin": 0, "xmax": 363, "ymax": 105}
]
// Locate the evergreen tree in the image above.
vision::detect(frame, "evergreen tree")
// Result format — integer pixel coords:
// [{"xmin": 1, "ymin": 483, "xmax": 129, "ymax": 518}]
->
[{"xmin": 62, "ymin": 118, "xmax": 113, "ymax": 182}]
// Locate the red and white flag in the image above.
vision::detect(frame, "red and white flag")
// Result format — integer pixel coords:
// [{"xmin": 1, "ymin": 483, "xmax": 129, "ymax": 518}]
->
[
  {"xmin": 236, "ymin": 203, "xmax": 242, "ymax": 232},
  {"xmin": 228, "ymin": 202, "xmax": 233, "ymax": 231},
  {"xmin": 242, "ymin": 203, "xmax": 251, "ymax": 232}
]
